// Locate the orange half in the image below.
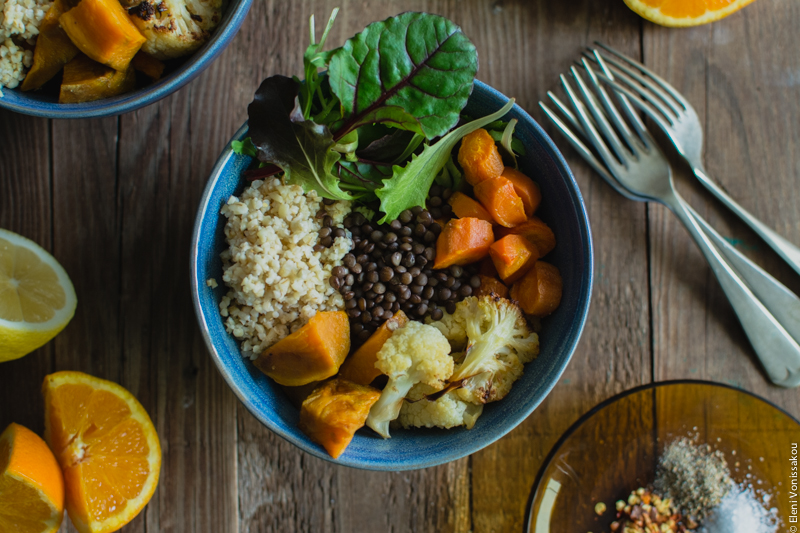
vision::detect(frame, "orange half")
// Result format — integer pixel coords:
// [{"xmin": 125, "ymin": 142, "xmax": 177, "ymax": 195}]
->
[
  {"xmin": 624, "ymin": 0, "xmax": 758, "ymax": 26},
  {"xmin": 42, "ymin": 371, "xmax": 161, "ymax": 533},
  {"xmin": 0, "ymin": 423, "xmax": 65, "ymax": 533}
]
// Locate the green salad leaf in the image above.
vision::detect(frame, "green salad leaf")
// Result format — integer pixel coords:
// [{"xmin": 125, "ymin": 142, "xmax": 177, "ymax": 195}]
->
[
  {"xmin": 375, "ymin": 98, "xmax": 515, "ymax": 223},
  {"xmin": 327, "ymin": 12, "xmax": 478, "ymax": 141},
  {"xmin": 248, "ymin": 75, "xmax": 352, "ymax": 201}
]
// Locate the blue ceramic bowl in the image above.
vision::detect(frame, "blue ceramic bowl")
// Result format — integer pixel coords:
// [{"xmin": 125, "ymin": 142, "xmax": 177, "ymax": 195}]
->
[
  {"xmin": 191, "ymin": 81, "xmax": 593, "ymax": 471},
  {"xmin": 0, "ymin": 0, "xmax": 252, "ymax": 119}
]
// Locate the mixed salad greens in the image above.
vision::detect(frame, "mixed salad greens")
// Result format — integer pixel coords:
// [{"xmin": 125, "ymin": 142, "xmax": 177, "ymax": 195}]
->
[{"xmin": 233, "ymin": 9, "xmax": 521, "ymax": 223}]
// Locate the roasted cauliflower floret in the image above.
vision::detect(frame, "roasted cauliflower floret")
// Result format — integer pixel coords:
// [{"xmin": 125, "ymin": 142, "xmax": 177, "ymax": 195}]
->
[
  {"xmin": 127, "ymin": 0, "xmax": 224, "ymax": 60},
  {"xmin": 439, "ymin": 296, "xmax": 539, "ymax": 404},
  {"xmin": 365, "ymin": 321, "xmax": 453, "ymax": 439},
  {"xmin": 397, "ymin": 383, "xmax": 483, "ymax": 430}
]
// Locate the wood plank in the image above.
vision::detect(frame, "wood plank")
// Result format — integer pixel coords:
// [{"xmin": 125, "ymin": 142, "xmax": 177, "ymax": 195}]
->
[
  {"xmin": 0, "ymin": 111, "xmax": 52, "ymax": 434},
  {"xmin": 46, "ymin": 116, "xmax": 120, "ymax": 533},
  {"xmin": 232, "ymin": 2, "xmax": 472, "ymax": 532},
  {"xmin": 644, "ymin": 0, "xmax": 800, "ymax": 412},
  {"xmin": 227, "ymin": 2, "xmax": 650, "ymax": 532},
  {"xmin": 463, "ymin": 2, "xmax": 650, "ymax": 531}
]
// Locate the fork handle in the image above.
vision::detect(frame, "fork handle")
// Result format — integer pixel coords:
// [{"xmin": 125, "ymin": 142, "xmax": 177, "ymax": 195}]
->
[
  {"xmin": 693, "ymin": 166, "xmax": 800, "ymax": 277},
  {"xmin": 665, "ymin": 190, "xmax": 800, "ymax": 387}
]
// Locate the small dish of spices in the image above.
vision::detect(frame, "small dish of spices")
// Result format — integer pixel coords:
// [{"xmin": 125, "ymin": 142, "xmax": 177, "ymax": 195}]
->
[{"xmin": 525, "ymin": 381, "xmax": 799, "ymax": 533}]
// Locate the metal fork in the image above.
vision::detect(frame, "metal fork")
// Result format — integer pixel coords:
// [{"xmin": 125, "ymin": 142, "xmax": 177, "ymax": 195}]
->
[
  {"xmin": 539, "ymin": 58, "xmax": 800, "ymax": 388},
  {"xmin": 583, "ymin": 42, "xmax": 800, "ymax": 277}
]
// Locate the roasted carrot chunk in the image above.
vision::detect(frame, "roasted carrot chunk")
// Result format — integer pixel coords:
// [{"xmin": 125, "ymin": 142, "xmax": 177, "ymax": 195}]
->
[
  {"xmin": 510, "ymin": 261, "xmax": 563, "ymax": 317},
  {"xmin": 489, "ymin": 234, "xmax": 541, "ymax": 284},
  {"xmin": 338, "ymin": 311, "xmax": 409, "ymax": 386},
  {"xmin": 20, "ymin": 0, "xmax": 79, "ymax": 91},
  {"xmin": 458, "ymin": 128, "xmax": 505, "ymax": 186},
  {"xmin": 254, "ymin": 311, "xmax": 350, "ymax": 387},
  {"xmin": 473, "ymin": 176, "xmax": 527, "ymax": 228},
  {"xmin": 131, "ymin": 51, "xmax": 165, "ymax": 80},
  {"xmin": 495, "ymin": 216, "xmax": 557, "ymax": 257},
  {"xmin": 502, "ymin": 167, "xmax": 541, "ymax": 217},
  {"xmin": 448, "ymin": 191, "xmax": 493, "ymax": 222},
  {"xmin": 60, "ymin": 0, "xmax": 145, "ymax": 71},
  {"xmin": 433, "ymin": 217, "xmax": 494, "ymax": 269},
  {"xmin": 298, "ymin": 378, "xmax": 380, "ymax": 459},
  {"xmin": 474, "ymin": 275, "xmax": 509, "ymax": 299}
]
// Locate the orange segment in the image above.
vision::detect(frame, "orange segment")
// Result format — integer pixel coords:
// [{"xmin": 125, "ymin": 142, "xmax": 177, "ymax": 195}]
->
[
  {"xmin": 624, "ymin": 0, "xmax": 758, "ymax": 27},
  {"xmin": 42, "ymin": 371, "xmax": 161, "ymax": 533},
  {"xmin": 0, "ymin": 423, "xmax": 65, "ymax": 533}
]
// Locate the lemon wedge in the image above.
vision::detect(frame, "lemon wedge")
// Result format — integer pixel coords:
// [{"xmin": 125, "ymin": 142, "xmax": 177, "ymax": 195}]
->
[{"xmin": 0, "ymin": 229, "xmax": 77, "ymax": 362}]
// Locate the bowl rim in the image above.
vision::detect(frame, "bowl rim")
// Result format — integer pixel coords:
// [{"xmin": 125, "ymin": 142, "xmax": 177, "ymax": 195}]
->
[
  {"xmin": 190, "ymin": 80, "xmax": 594, "ymax": 470},
  {"xmin": 0, "ymin": 0, "xmax": 252, "ymax": 119},
  {"xmin": 523, "ymin": 378, "xmax": 800, "ymax": 532}
]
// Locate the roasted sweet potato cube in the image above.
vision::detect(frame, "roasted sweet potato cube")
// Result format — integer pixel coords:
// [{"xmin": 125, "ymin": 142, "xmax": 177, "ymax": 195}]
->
[
  {"xmin": 254, "ymin": 311, "xmax": 350, "ymax": 387},
  {"xmin": 338, "ymin": 311, "xmax": 408, "ymax": 386},
  {"xmin": 298, "ymin": 378, "xmax": 381, "ymax": 459}
]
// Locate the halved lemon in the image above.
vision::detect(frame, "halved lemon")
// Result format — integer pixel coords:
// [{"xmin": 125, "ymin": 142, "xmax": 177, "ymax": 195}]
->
[
  {"xmin": 0, "ymin": 422, "xmax": 65, "ymax": 533},
  {"xmin": 624, "ymin": 0, "xmax": 758, "ymax": 27},
  {"xmin": 0, "ymin": 228, "xmax": 77, "ymax": 362},
  {"xmin": 43, "ymin": 371, "xmax": 162, "ymax": 533}
]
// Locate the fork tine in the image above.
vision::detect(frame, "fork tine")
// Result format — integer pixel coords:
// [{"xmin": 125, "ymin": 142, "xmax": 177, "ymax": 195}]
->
[
  {"xmin": 579, "ymin": 57, "xmax": 645, "ymax": 155},
  {"xmin": 547, "ymin": 91, "xmax": 588, "ymax": 137},
  {"xmin": 594, "ymin": 41, "xmax": 692, "ymax": 111},
  {"xmin": 539, "ymin": 102, "xmax": 644, "ymax": 202},
  {"xmin": 584, "ymin": 50, "xmax": 683, "ymax": 117},
  {"xmin": 582, "ymin": 55, "xmax": 677, "ymax": 125},
  {"xmin": 591, "ymin": 70, "xmax": 677, "ymax": 134},
  {"xmin": 569, "ymin": 66, "xmax": 632, "ymax": 165},
  {"xmin": 559, "ymin": 73, "xmax": 625, "ymax": 174},
  {"xmin": 591, "ymin": 50, "xmax": 658, "ymax": 151}
]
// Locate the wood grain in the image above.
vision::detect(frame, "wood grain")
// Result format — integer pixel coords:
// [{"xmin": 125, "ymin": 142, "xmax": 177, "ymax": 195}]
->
[
  {"xmin": 644, "ymin": 0, "xmax": 800, "ymax": 409},
  {"xmin": 0, "ymin": 111, "xmax": 52, "ymax": 434},
  {"xmin": 2, "ymin": 0, "xmax": 800, "ymax": 531}
]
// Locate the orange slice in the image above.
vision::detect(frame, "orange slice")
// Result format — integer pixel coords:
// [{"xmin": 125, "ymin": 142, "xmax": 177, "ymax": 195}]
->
[
  {"xmin": 0, "ymin": 423, "xmax": 65, "ymax": 533},
  {"xmin": 624, "ymin": 0, "xmax": 757, "ymax": 27},
  {"xmin": 42, "ymin": 371, "xmax": 161, "ymax": 533}
]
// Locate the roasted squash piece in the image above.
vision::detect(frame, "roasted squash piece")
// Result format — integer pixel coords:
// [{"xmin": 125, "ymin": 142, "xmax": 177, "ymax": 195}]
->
[
  {"xmin": 253, "ymin": 311, "xmax": 350, "ymax": 387},
  {"xmin": 433, "ymin": 217, "xmax": 494, "ymax": 269},
  {"xmin": 338, "ymin": 311, "xmax": 408, "ymax": 386},
  {"xmin": 131, "ymin": 51, "xmax": 165, "ymax": 80},
  {"xmin": 59, "ymin": 54, "xmax": 135, "ymax": 103},
  {"xmin": 21, "ymin": 0, "xmax": 79, "ymax": 91},
  {"xmin": 298, "ymin": 378, "xmax": 380, "ymax": 459},
  {"xmin": 458, "ymin": 128, "xmax": 505, "ymax": 186},
  {"xmin": 510, "ymin": 261, "xmax": 563, "ymax": 317},
  {"xmin": 60, "ymin": 0, "xmax": 145, "ymax": 71}
]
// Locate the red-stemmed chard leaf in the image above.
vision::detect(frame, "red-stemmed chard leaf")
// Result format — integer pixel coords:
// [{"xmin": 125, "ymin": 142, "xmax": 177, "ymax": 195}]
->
[{"xmin": 327, "ymin": 12, "xmax": 478, "ymax": 141}]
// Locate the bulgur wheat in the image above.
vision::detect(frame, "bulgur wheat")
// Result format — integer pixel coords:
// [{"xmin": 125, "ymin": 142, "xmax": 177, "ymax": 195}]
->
[{"xmin": 219, "ymin": 177, "xmax": 352, "ymax": 358}]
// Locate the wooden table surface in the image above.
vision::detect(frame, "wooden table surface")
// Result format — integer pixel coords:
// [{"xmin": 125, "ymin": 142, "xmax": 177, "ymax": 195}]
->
[{"xmin": 2, "ymin": 1, "xmax": 799, "ymax": 531}]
